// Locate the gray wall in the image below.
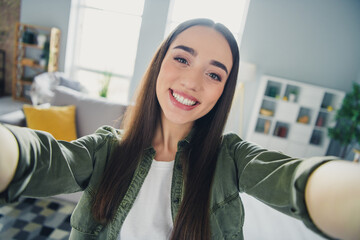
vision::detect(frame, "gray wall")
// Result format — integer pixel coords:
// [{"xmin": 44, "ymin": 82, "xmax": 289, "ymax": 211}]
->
[
  {"xmin": 20, "ymin": 0, "xmax": 71, "ymax": 72},
  {"xmin": 235, "ymin": 0, "xmax": 360, "ymax": 140}
]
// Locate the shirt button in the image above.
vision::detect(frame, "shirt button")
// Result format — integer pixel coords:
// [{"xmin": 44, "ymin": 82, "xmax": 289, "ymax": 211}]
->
[{"xmin": 173, "ymin": 198, "xmax": 180, "ymax": 204}]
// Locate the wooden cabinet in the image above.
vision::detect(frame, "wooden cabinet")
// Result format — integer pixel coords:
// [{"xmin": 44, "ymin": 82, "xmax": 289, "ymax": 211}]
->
[
  {"xmin": 12, "ymin": 23, "xmax": 60, "ymax": 101},
  {"xmin": 246, "ymin": 75, "xmax": 345, "ymax": 158}
]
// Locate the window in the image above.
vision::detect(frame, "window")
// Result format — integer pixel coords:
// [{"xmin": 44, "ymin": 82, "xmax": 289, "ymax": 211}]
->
[{"xmin": 67, "ymin": 0, "xmax": 145, "ymax": 103}]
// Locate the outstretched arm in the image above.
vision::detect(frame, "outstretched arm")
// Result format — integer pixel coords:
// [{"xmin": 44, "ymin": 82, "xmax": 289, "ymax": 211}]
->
[
  {"xmin": 305, "ymin": 160, "xmax": 360, "ymax": 240},
  {"xmin": 0, "ymin": 124, "xmax": 19, "ymax": 192}
]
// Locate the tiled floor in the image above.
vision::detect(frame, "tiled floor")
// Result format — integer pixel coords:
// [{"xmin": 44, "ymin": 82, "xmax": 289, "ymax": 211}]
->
[{"xmin": 0, "ymin": 197, "xmax": 76, "ymax": 240}]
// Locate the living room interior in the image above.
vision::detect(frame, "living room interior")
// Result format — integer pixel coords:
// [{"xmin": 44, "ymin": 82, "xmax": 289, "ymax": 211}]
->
[{"xmin": 0, "ymin": 0, "xmax": 359, "ymax": 239}]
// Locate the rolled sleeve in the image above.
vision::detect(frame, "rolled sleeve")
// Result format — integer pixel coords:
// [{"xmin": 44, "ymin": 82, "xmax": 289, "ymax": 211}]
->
[{"xmin": 228, "ymin": 134, "xmax": 338, "ymax": 239}]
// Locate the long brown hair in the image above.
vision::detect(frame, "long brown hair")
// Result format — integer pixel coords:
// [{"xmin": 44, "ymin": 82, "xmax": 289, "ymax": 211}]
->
[{"xmin": 92, "ymin": 18, "xmax": 240, "ymax": 239}]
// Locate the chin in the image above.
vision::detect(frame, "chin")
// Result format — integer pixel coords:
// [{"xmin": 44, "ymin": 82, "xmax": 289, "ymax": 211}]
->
[{"xmin": 163, "ymin": 112, "xmax": 196, "ymax": 126}]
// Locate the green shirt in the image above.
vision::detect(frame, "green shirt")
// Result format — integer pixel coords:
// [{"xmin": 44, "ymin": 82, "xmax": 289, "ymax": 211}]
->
[{"xmin": 0, "ymin": 125, "xmax": 336, "ymax": 239}]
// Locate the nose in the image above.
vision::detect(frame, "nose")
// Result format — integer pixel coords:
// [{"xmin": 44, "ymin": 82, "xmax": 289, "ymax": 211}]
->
[{"xmin": 180, "ymin": 69, "xmax": 203, "ymax": 92}]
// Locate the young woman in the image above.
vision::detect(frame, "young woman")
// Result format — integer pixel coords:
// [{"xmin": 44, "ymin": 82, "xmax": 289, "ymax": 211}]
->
[{"xmin": 0, "ymin": 19, "xmax": 359, "ymax": 240}]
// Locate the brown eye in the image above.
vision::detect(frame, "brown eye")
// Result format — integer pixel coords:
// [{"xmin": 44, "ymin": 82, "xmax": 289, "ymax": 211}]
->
[
  {"xmin": 174, "ymin": 57, "xmax": 188, "ymax": 65},
  {"xmin": 208, "ymin": 73, "xmax": 221, "ymax": 82}
]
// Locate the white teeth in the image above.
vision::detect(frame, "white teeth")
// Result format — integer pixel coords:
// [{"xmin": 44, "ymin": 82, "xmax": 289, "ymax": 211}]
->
[{"xmin": 172, "ymin": 92, "xmax": 196, "ymax": 106}]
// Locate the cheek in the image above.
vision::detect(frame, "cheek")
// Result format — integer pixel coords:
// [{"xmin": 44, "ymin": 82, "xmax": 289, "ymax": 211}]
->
[
  {"xmin": 156, "ymin": 65, "xmax": 170, "ymax": 91},
  {"xmin": 202, "ymin": 87, "xmax": 225, "ymax": 115},
  {"xmin": 210, "ymin": 87, "xmax": 225, "ymax": 104},
  {"xmin": 157, "ymin": 67, "xmax": 173, "ymax": 90}
]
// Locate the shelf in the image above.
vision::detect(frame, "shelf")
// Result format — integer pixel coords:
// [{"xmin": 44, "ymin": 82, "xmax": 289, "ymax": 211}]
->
[
  {"xmin": 21, "ymin": 24, "xmax": 53, "ymax": 31},
  {"xmin": 265, "ymin": 80, "xmax": 282, "ymax": 98},
  {"xmin": 20, "ymin": 80, "xmax": 33, "ymax": 85},
  {"xmin": 313, "ymin": 126, "xmax": 326, "ymax": 131},
  {"xmin": 296, "ymin": 107, "xmax": 312, "ymax": 125},
  {"xmin": 315, "ymin": 111, "xmax": 330, "ymax": 127},
  {"xmin": 17, "ymin": 59, "xmax": 45, "ymax": 70},
  {"xmin": 318, "ymin": 108, "xmax": 335, "ymax": 114},
  {"xmin": 263, "ymin": 95, "xmax": 277, "ymax": 102},
  {"xmin": 320, "ymin": 92, "xmax": 341, "ymax": 112},
  {"xmin": 21, "ymin": 62, "xmax": 45, "ymax": 70},
  {"xmin": 246, "ymin": 75, "xmax": 345, "ymax": 158},
  {"xmin": 284, "ymin": 84, "xmax": 300, "ymax": 102},
  {"xmin": 273, "ymin": 121, "xmax": 289, "ymax": 138},
  {"xmin": 22, "ymin": 43, "xmax": 44, "ymax": 49},
  {"xmin": 259, "ymin": 99, "xmax": 276, "ymax": 117},
  {"xmin": 309, "ymin": 129, "xmax": 324, "ymax": 146},
  {"xmin": 255, "ymin": 118, "xmax": 272, "ymax": 135},
  {"xmin": 12, "ymin": 22, "xmax": 60, "ymax": 101}
]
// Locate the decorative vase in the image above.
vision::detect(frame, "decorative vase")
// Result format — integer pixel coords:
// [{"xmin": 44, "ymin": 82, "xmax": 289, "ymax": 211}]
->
[
  {"xmin": 289, "ymin": 93, "xmax": 296, "ymax": 102},
  {"xmin": 37, "ymin": 34, "xmax": 47, "ymax": 48},
  {"xmin": 353, "ymin": 148, "xmax": 360, "ymax": 163}
]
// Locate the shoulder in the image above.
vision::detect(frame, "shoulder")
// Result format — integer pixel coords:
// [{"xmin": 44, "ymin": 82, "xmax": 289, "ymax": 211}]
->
[
  {"xmin": 94, "ymin": 125, "xmax": 123, "ymax": 138},
  {"xmin": 222, "ymin": 132, "xmax": 242, "ymax": 143},
  {"xmin": 75, "ymin": 125, "xmax": 122, "ymax": 151},
  {"xmin": 221, "ymin": 132, "xmax": 252, "ymax": 149},
  {"xmin": 220, "ymin": 132, "xmax": 269, "ymax": 157}
]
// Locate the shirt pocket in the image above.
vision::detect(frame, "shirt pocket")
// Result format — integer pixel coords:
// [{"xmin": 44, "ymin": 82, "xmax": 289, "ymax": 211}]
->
[
  {"xmin": 210, "ymin": 193, "xmax": 244, "ymax": 239},
  {"xmin": 70, "ymin": 186, "xmax": 104, "ymax": 236}
]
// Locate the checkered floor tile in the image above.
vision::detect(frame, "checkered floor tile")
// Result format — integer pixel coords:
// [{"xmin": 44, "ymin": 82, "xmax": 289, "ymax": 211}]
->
[{"xmin": 0, "ymin": 197, "xmax": 76, "ymax": 240}]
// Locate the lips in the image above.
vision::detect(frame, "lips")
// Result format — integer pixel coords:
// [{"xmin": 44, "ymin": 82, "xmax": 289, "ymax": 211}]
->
[{"xmin": 169, "ymin": 89, "xmax": 199, "ymax": 110}]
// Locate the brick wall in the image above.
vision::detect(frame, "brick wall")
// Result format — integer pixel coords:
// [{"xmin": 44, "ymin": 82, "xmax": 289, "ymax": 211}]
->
[{"xmin": 0, "ymin": 0, "xmax": 20, "ymax": 95}]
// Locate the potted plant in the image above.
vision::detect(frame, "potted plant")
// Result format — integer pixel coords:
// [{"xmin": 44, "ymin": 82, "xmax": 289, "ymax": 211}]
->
[
  {"xmin": 328, "ymin": 82, "xmax": 360, "ymax": 158},
  {"xmin": 99, "ymin": 71, "xmax": 112, "ymax": 98}
]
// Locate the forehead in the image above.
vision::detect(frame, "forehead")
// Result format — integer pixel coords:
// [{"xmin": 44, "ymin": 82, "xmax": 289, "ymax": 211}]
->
[{"xmin": 170, "ymin": 26, "xmax": 233, "ymax": 69}]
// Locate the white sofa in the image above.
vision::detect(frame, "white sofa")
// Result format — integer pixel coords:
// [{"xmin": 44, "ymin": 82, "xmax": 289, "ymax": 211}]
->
[{"xmin": 0, "ymin": 86, "xmax": 127, "ymax": 138}]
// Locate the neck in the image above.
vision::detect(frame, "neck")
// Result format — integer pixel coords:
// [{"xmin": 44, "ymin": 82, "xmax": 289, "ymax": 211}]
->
[{"xmin": 152, "ymin": 113, "xmax": 193, "ymax": 161}]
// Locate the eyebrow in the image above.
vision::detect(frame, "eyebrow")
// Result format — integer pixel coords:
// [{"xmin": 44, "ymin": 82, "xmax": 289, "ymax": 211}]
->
[
  {"xmin": 173, "ymin": 45, "xmax": 197, "ymax": 56},
  {"xmin": 210, "ymin": 60, "xmax": 228, "ymax": 75},
  {"xmin": 173, "ymin": 44, "xmax": 229, "ymax": 75}
]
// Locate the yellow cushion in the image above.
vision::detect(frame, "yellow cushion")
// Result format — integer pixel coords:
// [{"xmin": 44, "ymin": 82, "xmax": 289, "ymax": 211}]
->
[{"xmin": 23, "ymin": 105, "xmax": 77, "ymax": 141}]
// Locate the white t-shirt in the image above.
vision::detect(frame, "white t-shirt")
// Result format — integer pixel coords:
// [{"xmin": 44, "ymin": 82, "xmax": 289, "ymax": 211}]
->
[{"xmin": 118, "ymin": 159, "xmax": 174, "ymax": 240}]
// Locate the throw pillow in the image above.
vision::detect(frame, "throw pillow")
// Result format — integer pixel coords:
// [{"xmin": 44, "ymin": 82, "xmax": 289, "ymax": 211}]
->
[
  {"xmin": 51, "ymin": 86, "xmax": 127, "ymax": 137},
  {"xmin": 23, "ymin": 105, "xmax": 77, "ymax": 141}
]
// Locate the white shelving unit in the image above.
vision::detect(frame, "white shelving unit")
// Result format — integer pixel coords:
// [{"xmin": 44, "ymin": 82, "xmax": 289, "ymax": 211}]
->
[{"xmin": 246, "ymin": 75, "xmax": 345, "ymax": 158}]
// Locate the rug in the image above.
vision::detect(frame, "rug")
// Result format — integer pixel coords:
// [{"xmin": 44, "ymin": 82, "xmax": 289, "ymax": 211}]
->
[{"xmin": 0, "ymin": 197, "xmax": 76, "ymax": 240}]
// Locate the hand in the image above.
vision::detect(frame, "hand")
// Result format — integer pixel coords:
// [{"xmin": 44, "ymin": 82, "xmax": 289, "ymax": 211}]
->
[
  {"xmin": 305, "ymin": 160, "xmax": 360, "ymax": 240},
  {"xmin": 0, "ymin": 125, "xmax": 19, "ymax": 192}
]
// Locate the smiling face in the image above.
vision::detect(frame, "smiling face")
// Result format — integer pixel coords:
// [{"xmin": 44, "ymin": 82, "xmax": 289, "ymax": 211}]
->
[{"xmin": 156, "ymin": 26, "xmax": 233, "ymax": 128}]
